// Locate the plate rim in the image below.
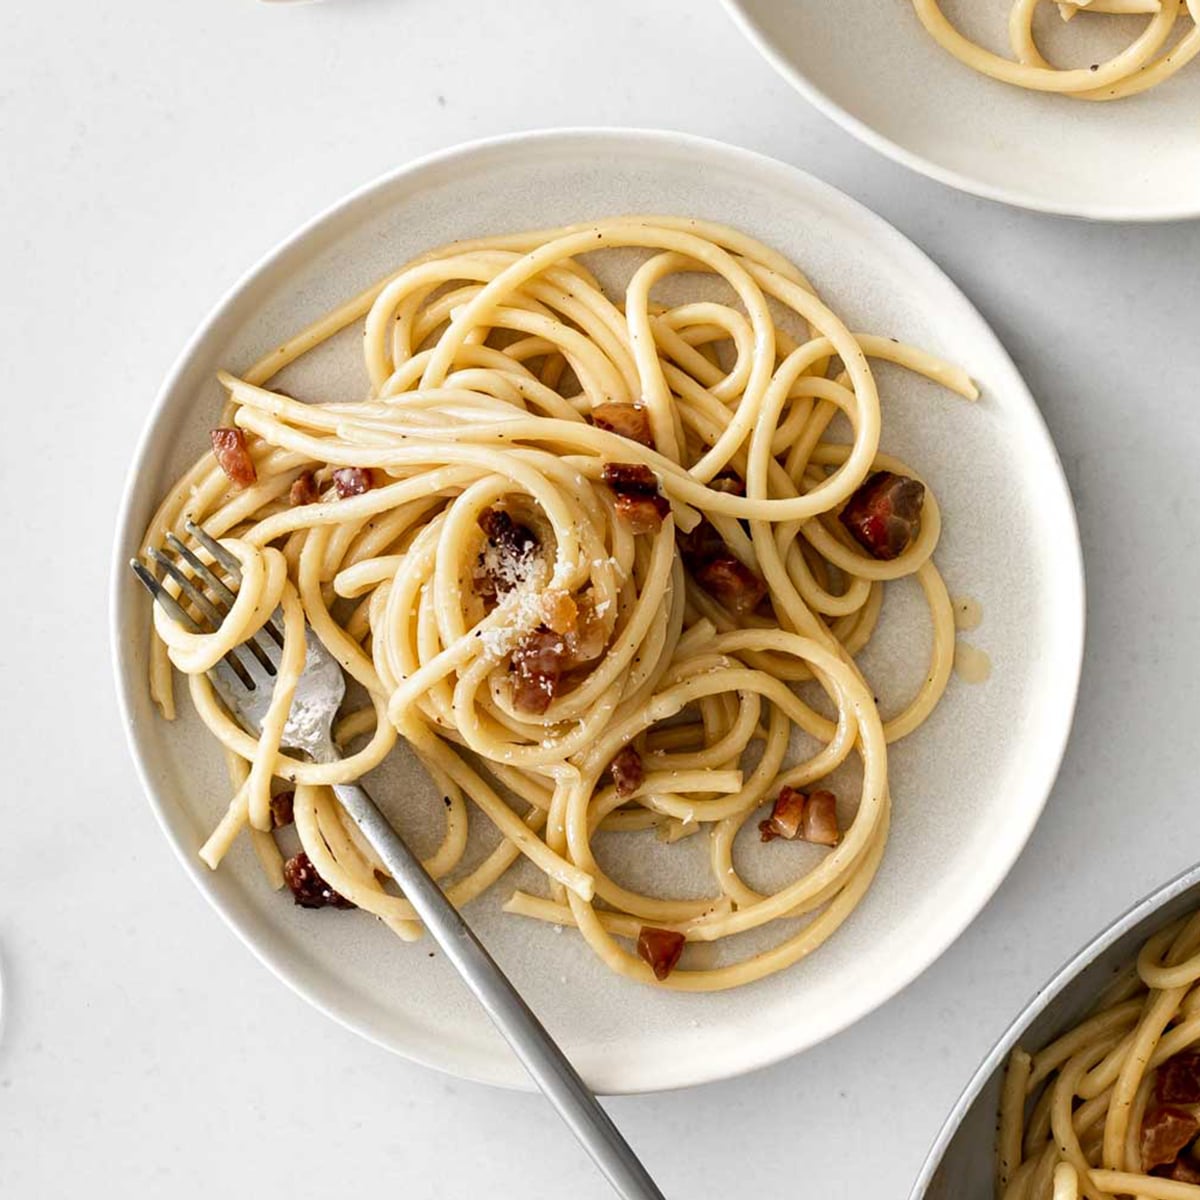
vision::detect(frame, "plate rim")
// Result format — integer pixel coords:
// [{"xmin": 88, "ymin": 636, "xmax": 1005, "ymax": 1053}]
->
[
  {"xmin": 720, "ymin": 0, "xmax": 1200, "ymax": 223},
  {"xmin": 109, "ymin": 125, "xmax": 1087, "ymax": 1093}
]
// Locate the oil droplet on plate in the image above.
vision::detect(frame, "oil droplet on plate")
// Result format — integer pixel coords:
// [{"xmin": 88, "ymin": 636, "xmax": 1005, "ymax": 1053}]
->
[
  {"xmin": 954, "ymin": 641, "xmax": 991, "ymax": 684},
  {"xmin": 952, "ymin": 595, "xmax": 983, "ymax": 631}
]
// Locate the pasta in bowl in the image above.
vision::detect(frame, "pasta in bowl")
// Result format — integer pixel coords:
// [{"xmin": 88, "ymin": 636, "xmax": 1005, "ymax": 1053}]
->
[
  {"xmin": 910, "ymin": 867, "xmax": 1200, "ymax": 1200},
  {"xmin": 998, "ymin": 904, "xmax": 1200, "ymax": 1197}
]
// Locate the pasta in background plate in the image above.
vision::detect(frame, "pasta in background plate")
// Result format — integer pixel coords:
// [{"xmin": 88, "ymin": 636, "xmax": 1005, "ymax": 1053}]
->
[{"xmin": 912, "ymin": 0, "xmax": 1200, "ymax": 99}]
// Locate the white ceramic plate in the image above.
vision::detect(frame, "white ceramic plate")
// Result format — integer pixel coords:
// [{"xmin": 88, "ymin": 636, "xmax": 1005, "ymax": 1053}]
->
[
  {"xmin": 111, "ymin": 129, "xmax": 1084, "ymax": 1093},
  {"xmin": 723, "ymin": 1, "xmax": 1200, "ymax": 221}
]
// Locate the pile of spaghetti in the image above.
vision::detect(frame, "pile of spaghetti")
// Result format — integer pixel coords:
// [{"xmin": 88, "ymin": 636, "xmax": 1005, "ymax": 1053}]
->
[
  {"xmin": 913, "ymin": 0, "xmax": 1199, "ymax": 100},
  {"xmin": 998, "ymin": 907, "xmax": 1200, "ymax": 1199},
  {"xmin": 141, "ymin": 216, "xmax": 976, "ymax": 991}
]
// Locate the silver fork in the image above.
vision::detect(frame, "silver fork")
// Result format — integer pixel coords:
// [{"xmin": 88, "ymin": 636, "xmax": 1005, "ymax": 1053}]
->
[{"xmin": 131, "ymin": 520, "xmax": 665, "ymax": 1200}]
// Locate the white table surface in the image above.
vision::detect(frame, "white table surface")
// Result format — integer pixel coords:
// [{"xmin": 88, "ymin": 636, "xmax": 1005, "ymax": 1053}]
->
[{"xmin": 4, "ymin": 1, "xmax": 1199, "ymax": 1195}]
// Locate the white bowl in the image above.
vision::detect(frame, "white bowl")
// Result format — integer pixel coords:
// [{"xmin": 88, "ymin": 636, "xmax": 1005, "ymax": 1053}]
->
[
  {"xmin": 723, "ymin": 1, "xmax": 1200, "ymax": 221},
  {"xmin": 110, "ymin": 128, "xmax": 1085, "ymax": 1093}
]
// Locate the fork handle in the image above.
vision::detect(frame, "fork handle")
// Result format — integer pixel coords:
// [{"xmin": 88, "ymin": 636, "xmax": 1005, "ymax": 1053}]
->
[{"xmin": 331, "ymin": 781, "xmax": 667, "ymax": 1200}]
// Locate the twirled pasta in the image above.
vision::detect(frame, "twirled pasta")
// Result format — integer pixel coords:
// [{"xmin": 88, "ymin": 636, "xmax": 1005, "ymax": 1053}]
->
[
  {"xmin": 913, "ymin": 0, "xmax": 1200, "ymax": 100},
  {"xmin": 140, "ymin": 216, "xmax": 977, "ymax": 990}
]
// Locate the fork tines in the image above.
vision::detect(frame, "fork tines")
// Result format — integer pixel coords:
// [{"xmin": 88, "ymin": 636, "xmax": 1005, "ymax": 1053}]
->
[{"xmin": 130, "ymin": 519, "xmax": 285, "ymax": 691}]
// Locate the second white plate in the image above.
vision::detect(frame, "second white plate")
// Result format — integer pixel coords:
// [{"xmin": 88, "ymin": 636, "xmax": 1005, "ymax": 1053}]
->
[
  {"xmin": 724, "ymin": 0, "xmax": 1200, "ymax": 221},
  {"xmin": 111, "ymin": 128, "xmax": 1084, "ymax": 1092}
]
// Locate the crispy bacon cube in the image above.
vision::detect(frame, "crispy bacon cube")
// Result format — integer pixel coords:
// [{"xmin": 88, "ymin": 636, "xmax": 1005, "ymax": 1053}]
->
[
  {"xmin": 592, "ymin": 403, "xmax": 654, "ymax": 448},
  {"xmin": 614, "ymin": 491, "xmax": 670, "ymax": 533},
  {"xmin": 603, "ymin": 462, "xmax": 671, "ymax": 534},
  {"xmin": 610, "ymin": 746, "xmax": 644, "ymax": 798},
  {"xmin": 283, "ymin": 851, "xmax": 354, "ymax": 909},
  {"xmin": 270, "ymin": 790, "xmax": 295, "ymax": 829},
  {"xmin": 759, "ymin": 786, "xmax": 806, "ymax": 842},
  {"xmin": 839, "ymin": 471, "xmax": 925, "ymax": 561},
  {"xmin": 677, "ymin": 518, "xmax": 726, "ymax": 567},
  {"xmin": 332, "ymin": 467, "xmax": 373, "ymax": 498},
  {"xmin": 677, "ymin": 517, "xmax": 766, "ymax": 615},
  {"xmin": 1155, "ymin": 1156, "xmax": 1200, "ymax": 1184},
  {"xmin": 476, "ymin": 508, "xmax": 539, "ymax": 599},
  {"xmin": 637, "ymin": 926, "xmax": 686, "ymax": 981},
  {"xmin": 1141, "ymin": 1106, "xmax": 1200, "ymax": 1172},
  {"xmin": 601, "ymin": 462, "xmax": 658, "ymax": 494},
  {"xmin": 210, "ymin": 427, "xmax": 257, "ymax": 488},
  {"xmin": 760, "ymin": 787, "xmax": 841, "ymax": 846},
  {"xmin": 803, "ymin": 790, "xmax": 841, "ymax": 847},
  {"xmin": 510, "ymin": 626, "xmax": 567, "ymax": 715},
  {"xmin": 693, "ymin": 555, "xmax": 767, "ymax": 616},
  {"xmin": 479, "ymin": 508, "xmax": 537, "ymax": 558},
  {"xmin": 1158, "ymin": 1053, "xmax": 1200, "ymax": 1105},
  {"xmin": 289, "ymin": 470, "xmax": 319, "ymax": 506}
]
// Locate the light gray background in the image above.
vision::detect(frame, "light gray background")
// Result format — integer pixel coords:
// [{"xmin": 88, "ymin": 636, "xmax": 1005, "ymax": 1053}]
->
[{"xmin": 3, "ymin": 1, "xmax": 1198, "ymax": 1196}]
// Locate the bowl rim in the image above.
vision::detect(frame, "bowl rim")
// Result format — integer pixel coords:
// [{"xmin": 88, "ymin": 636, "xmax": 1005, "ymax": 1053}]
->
[
  {"xmin": 719, "ymin": 0, "xmax": 1200, "ymax": 224},
  {"xmin": 907, "ymin": 860, "xmax": 1200, "ymax": 1197},
  {"xmin": 109, "ymin": 125, "xmax": 1087, "ymax": 1093}
]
